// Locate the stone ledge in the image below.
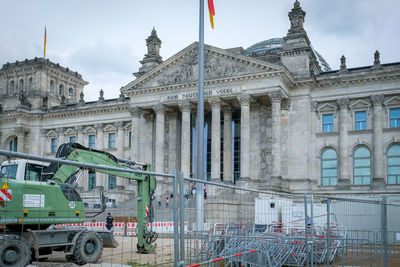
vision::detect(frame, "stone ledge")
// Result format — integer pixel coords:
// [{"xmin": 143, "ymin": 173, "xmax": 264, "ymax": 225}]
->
[
  {"xmin": 383, "ymin": 127, "xmax": 400, "ymax": 133},
  {"xmin": 348, "ymin": 129, "xmax": 372, "ymax": 135},
  {"xmin": 316, "ymin": 132, "xmax": 338, "ymax": 137}
]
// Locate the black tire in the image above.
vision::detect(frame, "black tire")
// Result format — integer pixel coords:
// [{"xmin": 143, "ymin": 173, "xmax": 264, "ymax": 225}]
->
[
  {"xmin": 73, "ymin": 231, "xmax": 103, "ymax": 265},
  {"xmin": 0, "ymin": 234, "xmax": 31, "ymax": 267}
]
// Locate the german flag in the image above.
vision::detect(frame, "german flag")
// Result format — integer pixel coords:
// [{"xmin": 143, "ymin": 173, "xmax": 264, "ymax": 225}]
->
[
  {"xmin": 208, "ymin": 0, "xmax": 215, "ymax": 29},
  {"xmin": 44, "ymin": 26, "xmax": 47, "ymax": 57}
]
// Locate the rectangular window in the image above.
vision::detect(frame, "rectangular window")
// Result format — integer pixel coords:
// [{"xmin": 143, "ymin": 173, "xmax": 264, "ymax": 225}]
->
[
  {"xmin": 88, "ymin": 135, "xmax": 95, "ymax": 149},
  {"xmin": 69, "ymin": 136, "xmax": 76, "ymax": 143},
  {"xmin": 108, "ymin": 175, "xmax": 116, "ymax": 190},
  {"xmin": 355, "ymin": 111, "xmax": 366, "ymax": 130},
  {"xmin": 389, "ymin": 108, "xmax": 400, "ymax": 128},
  {"xmin": 108, "ymin": 133, "xmax": 116, "ymax": 149},
  {"xmin": 51, "ymin": 138, "xmax": 57, "ymax": 153},
  {"xmin": 88, "ymin": 171, "xmax": 96, "ymax": 191},
  {"xmin": 128, "ymin": 131, "xmax": 132, "ymax": 147},
  {"xmin": 322, "ymin": 114, "xmax": 333, "ymax": 133}
]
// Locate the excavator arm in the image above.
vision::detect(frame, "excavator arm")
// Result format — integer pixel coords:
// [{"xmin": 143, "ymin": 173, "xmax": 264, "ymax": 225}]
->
[{"xmin": 42, "ymin": 143, "xmax": 157, "ymax": 253}]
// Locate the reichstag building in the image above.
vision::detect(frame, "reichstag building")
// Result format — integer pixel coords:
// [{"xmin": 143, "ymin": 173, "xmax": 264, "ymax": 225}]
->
[{"xmin": 1, "ymin": 1, "xmax": 399, "ymax": 203}]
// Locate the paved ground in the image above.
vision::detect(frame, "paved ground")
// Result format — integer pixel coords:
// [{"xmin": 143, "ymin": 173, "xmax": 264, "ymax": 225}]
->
[{"xmin": 30, "ymin": 236, "xmax": 175, "ymax": 267}]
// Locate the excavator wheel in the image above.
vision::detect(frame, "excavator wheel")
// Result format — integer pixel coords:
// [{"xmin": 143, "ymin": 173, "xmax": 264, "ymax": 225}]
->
[
  {"xmin": 0, "ymin": 234, "xmax": 31, "ymax": 267},
  {"xmin": 73, "ymin": 231, "xmax": 103, "ymax": 265}
]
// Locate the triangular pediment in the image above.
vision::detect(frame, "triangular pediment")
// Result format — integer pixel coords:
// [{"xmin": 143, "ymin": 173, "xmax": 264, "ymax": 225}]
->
[
  {"xmin": 349, "ymin": 99, "xmax": 371, "ymax": 110},
  {"xmin": 317, "ymin": 103, "xmax": 337, "ymax": 113},
  {"xmin": 83, "ymin": 126, "xmax": 96, "ymax": 134},
  {"xmin": 384, "ymin": 96, "xmax": 400, "ymax": 106},
  {"xmin": 46, "ymin": 130, "xmax": 57, "ymax": 138},
  {"xmin": 64, "ymin": 128, "xmax": 76, "ymax": 136},
  {"xmin": 124, "ymin": 42, "xmax": 284, "ymax": 91},
  {"xmin": 103, "ymin": 124, "xmax": 116, "ymax": 132}
]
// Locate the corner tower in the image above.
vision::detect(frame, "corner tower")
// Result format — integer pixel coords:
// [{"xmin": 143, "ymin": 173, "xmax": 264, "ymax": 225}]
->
[
  {"xmin": 280, "ymin": 0, "xmax": 321, "ymax": 77},
  {"xmin": 134, "ymin": 28, "xmax": 163, "ymax": 77}
]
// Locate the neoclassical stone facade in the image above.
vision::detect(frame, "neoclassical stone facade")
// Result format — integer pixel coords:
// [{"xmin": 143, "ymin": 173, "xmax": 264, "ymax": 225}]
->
[{"xmin": 1, "ymin": 1, "xmax": 399, "ymax": 204}]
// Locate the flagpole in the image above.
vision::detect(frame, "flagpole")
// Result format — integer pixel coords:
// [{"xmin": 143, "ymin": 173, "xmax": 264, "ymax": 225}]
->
[{"xmin": 196, "ymin": 0, "xmax": 205, "ymax": 232}]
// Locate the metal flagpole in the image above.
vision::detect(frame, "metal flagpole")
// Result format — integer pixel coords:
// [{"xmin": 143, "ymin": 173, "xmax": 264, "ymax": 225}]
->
[{"xmin": 196, "ymin": 0, "xmax": 205, "ymax": 232}]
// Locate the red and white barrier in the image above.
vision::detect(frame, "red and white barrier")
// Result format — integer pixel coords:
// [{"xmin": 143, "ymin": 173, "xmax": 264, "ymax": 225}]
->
[{"xmin": 55, "ymin": 221, "xmax": 188, "ymax": 236}]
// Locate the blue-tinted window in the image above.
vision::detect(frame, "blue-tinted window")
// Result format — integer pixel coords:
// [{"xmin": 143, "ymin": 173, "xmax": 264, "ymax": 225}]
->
[
  {"xmin": 108, "ymin": 133, "xmax": 115, "ymax": 149},
  {"xmin": 89, "ymin": 135, "xmax": 95, "ymax": 149},
  {"xmin": 353, "ymin": 147, "xmax": 371, "ymax": 185},
  {"xmin": 69, "ymin": 136, "xmax": 76, "ymax": 143},
  {"xmin": 88, "ymin": 171, "xmax": 96, "ymax": 191},
  {"xmin": 9, "ymin": 137, "xmax": 18, "ymax": 152},
  {"xmin": 387, "ymin": 145, "xmax": 400, "ymax": 184},
  {"xmin": 355, "ymin": 111, "xmax": 366, "ymax": 130},
  {"xmin": 108, "ymin": 175, "xmax": 116, "ymax": 190},
  {"xmin": 128, "ymin": 131, "xmax": 132, "ymax": 147},
  {"xmin": 389, "ymin": 108, "xmax": 400, "ymax": 128},
  {"xmin": 322, "ymin": 114, "xmax": 333, "ymax": 133},
  {"xmin": 321, "ymin": 148, "xmax": 337, "ymax": 186},
  {"xmin": 51, "ymin": 138, "xmax": 57, "ymax": 153},
  {"xmin": 50, "ymin": 80, "xmax": 54, "ymax": 92}
]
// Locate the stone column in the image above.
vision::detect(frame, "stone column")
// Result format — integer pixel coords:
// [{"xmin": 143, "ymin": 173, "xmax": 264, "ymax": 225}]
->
[
  {"xmin": 57, "ymin": 127, "xmax": 65, "ymax": 146},
  {"xmin": 209, "ymin": 97, "xmax": 221, "ymax": 181},
  {"xmin": 95, "ymin": 124, "xmax": 105, "ymax": 189},
  {"xmin": 223, "ymin": 105, "xmax": 233, "ymax": 183},
  {"xmin": 130, "ymin": 106, "xmax": 142, "ymax": 162},
  {"xmin": 76, "ymin": 126, "xmax": 84, "ymax": 145},
  {"xmin": 179, "ymin": 101, "xmax": 191, "ymax": 178},
  {"xmin": 238, "ymin": 94, "xmax": 251, "ymax": 180},
  {"xmin": 168, "ymin": 111, "xmax": 180, "ymax": 173},
  {"xmin": 40, "ymin": 129, "xmax": 47, "ymax": 156},
  {"xmin": 115, "ymin": 121, "xmax": 125, "ymax": 188},
  {"xmin": 371, "ymin": 95, "xmax": 385, "ymax": 188},
  {"xmin": 269, "ymin": 91, "xmax": 283, "ymax": 186},
  {"xmin": 337, "ymin": 98, "xmax": 351, "ymax": 189},
  {"xmin": 15, "ymin": 127, "xmax": 27, "ymax": 153},
  {"xmin": 153, "ymin": 103, "xmax": 165, "ymax": 174}
]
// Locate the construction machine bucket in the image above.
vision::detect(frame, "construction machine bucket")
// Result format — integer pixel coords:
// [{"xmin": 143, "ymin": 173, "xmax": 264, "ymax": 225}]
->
[{"xmin": 98, "ymin": 231, "xmax": 119, "ymax": 248}]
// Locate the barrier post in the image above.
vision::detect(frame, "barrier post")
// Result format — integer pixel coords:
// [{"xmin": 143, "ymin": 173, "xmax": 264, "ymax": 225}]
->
[
  {"xmin": 173, "ymin": 171, "xmax": 179, "ymax": 267},
  {"xmin": 304, "ymin": 193, "xmax": 309, "ymax": 267},
  {"xmin": 179, "ymin": 171, "xmax": 185, "ymax": 263}
]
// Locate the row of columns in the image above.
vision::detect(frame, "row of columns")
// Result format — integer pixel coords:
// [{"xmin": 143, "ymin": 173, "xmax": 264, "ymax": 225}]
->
[
  {"xmin": 335, "ymin": 95, "xmax": 385, "ymax": 189},
  {"xmin": 131, "ymin": 91, "xmax": 284, "ymax": 183}
]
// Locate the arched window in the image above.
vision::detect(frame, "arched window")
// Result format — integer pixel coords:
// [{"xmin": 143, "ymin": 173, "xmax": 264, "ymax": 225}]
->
[
  {"xmin": 59, "ymin": 84, "xmax": 64, "ymax": 96},
  {"xmin": 353, "ymin": 147, "xmax": 371, "ymax": 185},
  {"xmin": 321, "ymin": 148, "xmax": 337, "ymax": 186},
  {"xmin": 68, "ymin": 88, "xmax": 73, "ymax": 99},
  {"xmin": 28, "ymin": 78, "xmax": 33, "ymax": 90},
  {"xmin": 10, "ymin": 81, "xmax": 15, "ymax": 94},
  {"xmin": 50, "ymin": 80, "xmax": 54, "ymax": 92},
  {"xmin": 19, "ymin": 79, "xmax": 24, "ymax": 91},
  {"xmin": 388, "ymin": 144, "xmax": 400, "ymax": 184},
  {"xmin": 9, "ymin": 137, "xmax": 18, "ymax": 152}
]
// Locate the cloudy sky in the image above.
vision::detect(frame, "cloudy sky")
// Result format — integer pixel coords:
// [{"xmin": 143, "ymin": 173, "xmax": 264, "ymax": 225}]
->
[{"xmin": 1, "ymin": 0, "xmax": 399, "ymax": 101}]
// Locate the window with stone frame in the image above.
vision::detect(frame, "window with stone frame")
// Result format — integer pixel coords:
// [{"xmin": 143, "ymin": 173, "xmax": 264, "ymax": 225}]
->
[
  {"xmin": 88, "ymin": 135, "xmax": 95, "ymax": 149},
  {"xmin": 387, "ymin": 144, "xmax": 400, "ymax": 184},
  {"xmin": 355, "ymin": 111, "xmax": 367, "ymax": 130},
  {"xmin": 68, "ymin": 88, "xmax": 73, "ymax": 99},
  {"xmin": 9, "ymin": 80, "xmax": 15, "ymax": 94},
  {"xmin": 128, "ymin": 131, "xmax": 132, "ymax": 147},
  {"xmin": 389, "ymin": 108, "xmax": 400, "ymax": 128},
  {"xmin": 108, "ymin": 133, "xmax": 116, "ymax": 149},
  {"xmin": 9, "ymin": 137, "xmax": 18, "ymax": 152},
  {"xmin": 59, "ymin": 84, "xmax": 64, "ymax": 96},
  {"xmin": 322, "ymin": 114, "xmax": 334, "ymax": 133},
  {"xmin": 50, "ymin": 80, "xmax": 54, "ymax": 92},
  {"xmin": 69, "ymin": 136, "xmax": 76, "ymax": 143},
  {"xmin": 50, "ymin": 138, "xmax": 57, "ymax": 153},
  {"xmin": 321, "ymin": 148, "xmax": 337, "ymax": 186},
  {"xmin": 353, "ymin": 146, "xmax": 371, "ymax": 185},
  {"xmin": 108, "ymin": 174, "xmax": 116, "ymax": 190},
  {"xmin": 19, "ymin": 79, "xmax": 24, "ymax": 91},
  {"xmin": 88, "ymin": 171, "xmax": 96, "ymax": 191}
]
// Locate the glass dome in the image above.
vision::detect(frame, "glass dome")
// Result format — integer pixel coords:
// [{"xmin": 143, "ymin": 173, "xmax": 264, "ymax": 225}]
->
[{"xmin": 243, "ymin": 38, "xmax": 331, "ymax": 72}]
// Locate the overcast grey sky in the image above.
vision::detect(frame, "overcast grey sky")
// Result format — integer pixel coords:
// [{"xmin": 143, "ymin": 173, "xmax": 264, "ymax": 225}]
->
[{"xmin": 1, "ymin": 0, "xmax": 399, "ymax": 101}]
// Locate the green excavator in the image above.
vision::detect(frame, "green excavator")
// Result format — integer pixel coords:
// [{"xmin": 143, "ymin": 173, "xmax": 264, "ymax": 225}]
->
[{"xmin": 0, "ymin": 143, "xmax": 157, "ymax": 266}]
